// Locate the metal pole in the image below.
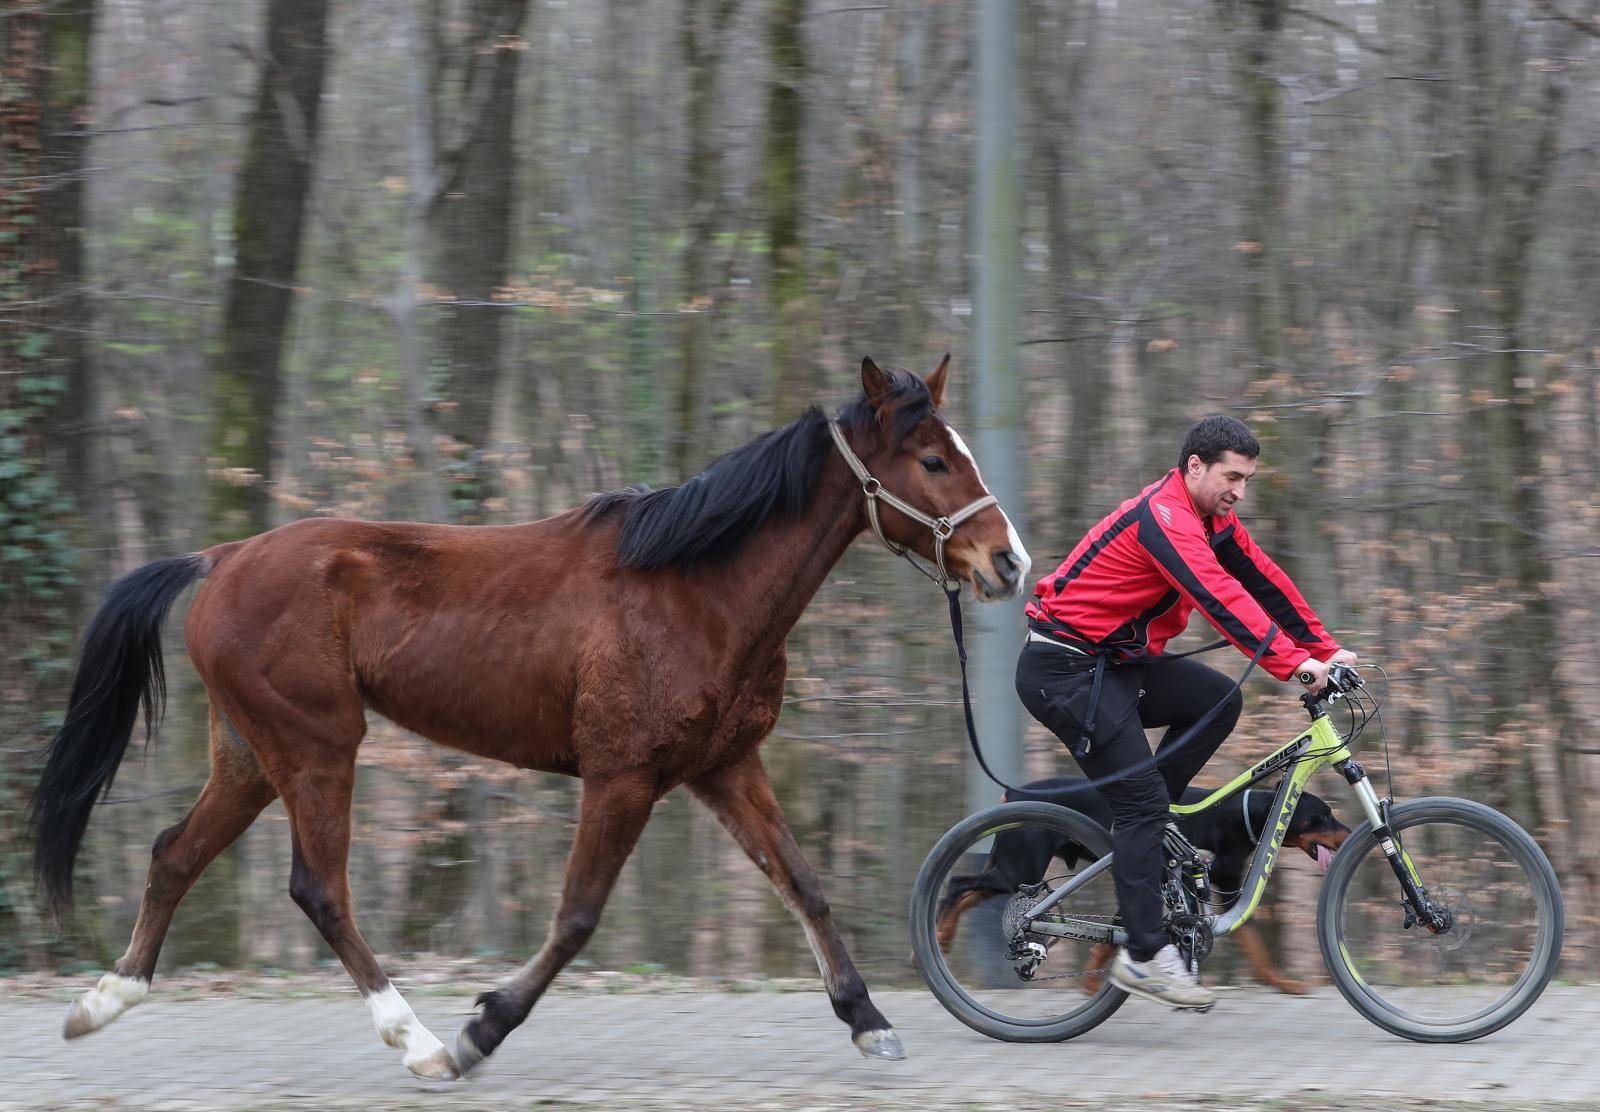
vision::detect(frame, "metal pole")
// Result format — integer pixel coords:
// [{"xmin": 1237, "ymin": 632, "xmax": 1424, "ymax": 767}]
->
[{"xmin": 967, "ymin": 0, "xmax": 1026, "ymax": 817}]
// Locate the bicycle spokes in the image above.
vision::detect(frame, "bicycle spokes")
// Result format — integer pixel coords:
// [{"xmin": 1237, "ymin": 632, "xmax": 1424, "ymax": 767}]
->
[
  {"xmin": 1329, "ymin": 808, "xmax": 1554, "ymax": 1029},
  {"xmin": 913, "ymin": 804, "xmax": 1128, "ymax": 1035}
]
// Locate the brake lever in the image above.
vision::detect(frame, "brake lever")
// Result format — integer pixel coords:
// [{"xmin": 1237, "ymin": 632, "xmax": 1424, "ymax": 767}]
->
[
  {"xmin": 1302, "ymin": 662, "xmax": 1362, "ymax": 702},
  {"xmin": 1330, "ymin": 663, "xmax": 1363, "ymax": 691}
]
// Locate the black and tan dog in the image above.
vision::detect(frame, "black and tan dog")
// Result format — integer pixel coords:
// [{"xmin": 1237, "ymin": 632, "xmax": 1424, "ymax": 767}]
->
[{"xmin": 936, "ymin": 776, "xmax": 1350, "ymax": 994}]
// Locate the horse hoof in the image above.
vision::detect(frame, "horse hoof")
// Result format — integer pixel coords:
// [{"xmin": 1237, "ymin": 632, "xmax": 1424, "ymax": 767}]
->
[
  {"xmin": 405, "ymin": 1047, "xmax": 461, "ymax": 1081},
  {"xmin": 62, "ymin": 998, "xmax": 97, "ymax": 1040},
  {"xmin": 853, "ymin": 1028, "xmax": 906, "ymax": 1060},
  {"xmin": 63, "ymin": 974, "xmax": 148, "ymax": 1039}
]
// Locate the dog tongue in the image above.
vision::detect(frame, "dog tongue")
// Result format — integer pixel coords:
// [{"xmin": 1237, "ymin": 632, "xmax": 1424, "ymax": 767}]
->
[{"xmin": 1315, "ymin": 845, "xmax": 1334, "ymax": 874}]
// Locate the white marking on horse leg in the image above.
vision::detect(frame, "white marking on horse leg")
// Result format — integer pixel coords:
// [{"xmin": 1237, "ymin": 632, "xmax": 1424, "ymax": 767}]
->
[
  {"xmin": 800, "ymin": 921, "xmax": 843, "ymax": 996},
  {"xmin": 946, "ymin": 425, "xmax": 1032, "ymax": 581},
  {"xmin": 63, "ymin": 973, "xmax": 148, "ymax": 1039},
  {"xmin": 793, "ymin": 900, "xmax": 904, "ymax": 1058},
  {"xmin": 365, "ymin": 984, "xmax": 460, "ymax": 1080}
]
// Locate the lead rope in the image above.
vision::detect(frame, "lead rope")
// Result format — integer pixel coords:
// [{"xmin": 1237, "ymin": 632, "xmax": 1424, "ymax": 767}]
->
[
  {"xmin": 948, "ymin": 588, "xmax": 1280, "ymax": 797},
  {"xmin": 827, "ymin": 418, "xmax": 1278, "ymax": 797}
]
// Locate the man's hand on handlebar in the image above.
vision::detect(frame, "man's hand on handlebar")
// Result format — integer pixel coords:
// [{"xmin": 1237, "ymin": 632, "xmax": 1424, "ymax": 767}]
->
[
  {"xmin": 1296, "ymin": 657, "xmax": 1332, "ymax": 695},
  {"xmin": 1296, "ymin": 653, "xmax": 1364, "ymax": 698}
]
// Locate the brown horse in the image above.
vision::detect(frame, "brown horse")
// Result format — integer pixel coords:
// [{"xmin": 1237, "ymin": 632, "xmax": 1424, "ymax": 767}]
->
[{"xmin": 30, "ymin": 356, "xmax": 1030, "ymax": 1080}]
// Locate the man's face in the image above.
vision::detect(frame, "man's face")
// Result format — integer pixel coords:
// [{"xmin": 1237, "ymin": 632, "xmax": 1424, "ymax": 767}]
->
[{"xmin": 1183, "ymin": 450, "xmax": 1256, "ymax": 517}]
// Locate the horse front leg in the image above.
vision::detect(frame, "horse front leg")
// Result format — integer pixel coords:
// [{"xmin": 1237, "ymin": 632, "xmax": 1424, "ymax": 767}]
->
[
  {"xmin": 454, "ymin": 769, "xmax": 657, "ymax": 1074},
  {"xmin": 690, "ymin": 750, "xmax": 905, "ymax": 1060}
]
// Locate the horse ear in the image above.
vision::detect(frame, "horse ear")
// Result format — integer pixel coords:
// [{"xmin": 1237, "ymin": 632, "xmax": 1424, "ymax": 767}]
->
[
  {"xmin": 924, "ymin": 353, "xmax": 951, "ymax": 409},
  {"xmin": 861, "ymin": 356, "xmax": 894, "ymax": 409}
]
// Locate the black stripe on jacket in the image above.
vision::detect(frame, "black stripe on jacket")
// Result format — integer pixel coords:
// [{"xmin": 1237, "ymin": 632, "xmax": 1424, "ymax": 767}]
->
[
  {"xmin": 1135, "ymin": 501, "xmax": 1284, "ymax": 662},
  {"xmin": 1211, "ymin": 529, "xmax": 1325, "ymax": 646}
]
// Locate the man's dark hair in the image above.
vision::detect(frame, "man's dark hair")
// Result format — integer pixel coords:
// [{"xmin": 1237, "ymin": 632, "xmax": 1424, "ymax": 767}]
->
[{"xmin": 1178, "ymin": 415, "xmax": 1260, "ymax": 471}]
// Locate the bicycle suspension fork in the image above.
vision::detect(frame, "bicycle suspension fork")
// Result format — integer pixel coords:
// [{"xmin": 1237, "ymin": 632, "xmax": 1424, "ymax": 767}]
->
[{"xmin": 1334, "ymin": 756, "xmax": 1453, "ymax": 934}]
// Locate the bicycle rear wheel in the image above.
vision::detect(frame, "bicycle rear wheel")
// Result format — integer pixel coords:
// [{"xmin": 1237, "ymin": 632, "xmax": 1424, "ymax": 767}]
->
[
  {"xmin": 1317, "ymin": 796, "xmax": 1563, "ymax": 1042},
  {"xmin": 909, "ymin": 801, "xmax": 1127, "ymax": 1042}
]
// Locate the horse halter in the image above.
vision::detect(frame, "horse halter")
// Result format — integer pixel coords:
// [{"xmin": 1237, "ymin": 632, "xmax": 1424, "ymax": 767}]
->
[{"xmin": 827, "ymin": 419, "xmax": 997, "ymax": 589}]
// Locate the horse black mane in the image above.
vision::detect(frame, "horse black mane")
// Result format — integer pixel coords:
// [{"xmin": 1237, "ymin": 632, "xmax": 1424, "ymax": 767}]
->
[{"xmin": 583, "ymin": 368, "xmax": 935, "ymax": 571}]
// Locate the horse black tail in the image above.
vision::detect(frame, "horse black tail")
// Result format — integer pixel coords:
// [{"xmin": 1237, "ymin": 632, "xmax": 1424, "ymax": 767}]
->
[{"xmin": 29, "ymin": 553, "xmax": 208, "ymax": 919}]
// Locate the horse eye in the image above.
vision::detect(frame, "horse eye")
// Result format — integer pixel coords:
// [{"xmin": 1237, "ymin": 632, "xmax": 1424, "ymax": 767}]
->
[{"xmin": 921, "ymin": 456, "xmax": 947, "ymax": 474}]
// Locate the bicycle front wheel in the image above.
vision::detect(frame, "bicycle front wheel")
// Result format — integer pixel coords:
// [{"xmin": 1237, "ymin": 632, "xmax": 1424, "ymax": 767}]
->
[
  {"xmin": 1318, "ymin": 796, "xmax": 1563, "ymax": 1042},
  {"xmin": 909, "ymin": 801, "xmax": 1127, "ymax": 1042}
]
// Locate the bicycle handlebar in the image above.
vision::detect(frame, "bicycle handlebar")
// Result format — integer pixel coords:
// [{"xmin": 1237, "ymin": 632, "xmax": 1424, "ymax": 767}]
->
[{"xmin": 1295, "ymin": 661, "xmax": 1364, "ymax": 699}]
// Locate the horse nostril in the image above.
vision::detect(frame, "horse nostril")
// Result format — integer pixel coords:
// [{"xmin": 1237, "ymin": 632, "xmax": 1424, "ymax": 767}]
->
[{"xmin": 993, "ymin": 549, "xmax": 1021, "ymax": 584}]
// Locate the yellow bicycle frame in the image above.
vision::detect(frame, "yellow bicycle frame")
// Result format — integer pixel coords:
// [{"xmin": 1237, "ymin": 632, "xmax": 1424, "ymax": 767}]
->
[
  {"xmin": 1022, "ymin": 711, "xmax": 1391, "ymax": 945},
  {"xmin": 1171, "ymin": 714, "xmax": 1351, "ymax": 935}
]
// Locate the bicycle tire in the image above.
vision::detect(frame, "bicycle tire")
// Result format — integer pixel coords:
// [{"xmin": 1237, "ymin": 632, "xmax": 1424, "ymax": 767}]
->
[
  {"xmin": 1317, "ymin": 796, "xmax": 1563, "ymax": 1042},
  {"xmin": 909, "ymin": 800, "xmax": 1128, "ymax": 1042}
]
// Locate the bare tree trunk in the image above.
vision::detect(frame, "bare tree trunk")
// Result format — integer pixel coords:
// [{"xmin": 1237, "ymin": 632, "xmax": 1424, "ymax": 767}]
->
[
  {"xmin": 608, "ymin": 0, "xmax": 662, "ymax": 485},
  {"xmin": 1484, "ymin": 15, "xmax": 1578, "ymax": 875},
  {"xmin": 1219, "ymin": 0, "xmax": 1287, "ymax": 378},
  {"xmin": 40, "ymin": 1, "xmax": 103, "ymax": 590},
  {"xmin": 207, "ymin": 0, "xmax": 329, "ymax": 541},
  {"xmin": 0, "ymin": 0, "xmax": 100, "ymax": 967},
  {"xmin": 1026, "ymin": 0, "xmax": 1102, "ymax": 521},
  {"xmin": 765, "ymin": 0, "xmax": 813, "ymax": 422},
  {"xmin": 433, "ymin": 0, "xmax": 529, "ymax": 521},
  {"xmin": 675, "ymin": 0, "xmax": 740, "ymax": 478},
  {"xmin": 180, "ymin": 0, "xmax": 329, "ymax": 967},
  {"xmin": 391, "ymin": 0, "xmax": 448, "ymax": 524}
]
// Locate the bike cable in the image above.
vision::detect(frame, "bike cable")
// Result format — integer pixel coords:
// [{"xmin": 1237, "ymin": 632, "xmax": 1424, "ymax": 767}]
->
[{"xmin": 1368, "ymin": 663, "xmax": 1395, "ymax": 799}]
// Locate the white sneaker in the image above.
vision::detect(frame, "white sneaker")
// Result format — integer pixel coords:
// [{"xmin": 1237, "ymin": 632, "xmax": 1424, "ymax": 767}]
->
[{"xmin": 1109, "ymin": 944, "xmax": 1216, "ymax": 1010}]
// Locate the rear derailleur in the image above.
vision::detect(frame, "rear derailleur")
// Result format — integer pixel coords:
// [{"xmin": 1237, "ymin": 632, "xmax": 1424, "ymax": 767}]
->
[{"xmin": 1004, "ymin": 882, "xmax": 1050, "ymax": 980}]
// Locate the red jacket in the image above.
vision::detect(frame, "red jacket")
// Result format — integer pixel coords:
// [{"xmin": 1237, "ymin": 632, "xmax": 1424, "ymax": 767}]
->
[{"xmin": 1026, "ymin": 469, "xmax": 1339, "ymax": 682}]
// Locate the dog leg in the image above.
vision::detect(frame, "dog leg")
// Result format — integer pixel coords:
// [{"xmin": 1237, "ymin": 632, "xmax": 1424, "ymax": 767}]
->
[
  {"xmin": 1081, "ymin": 941, "xmax": 1118, "ymax": 995},
  {"xmin": 936, "ymin": 890, "xmax": 990, "ymax": 953},
  {"xmin": 1235, "ymin": 923, "xmax": 1310, "ymax": 995}
]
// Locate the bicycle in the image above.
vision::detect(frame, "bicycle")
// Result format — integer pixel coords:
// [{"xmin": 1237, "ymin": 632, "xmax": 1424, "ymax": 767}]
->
[{"xmin": 908, "ymin": 663, "xmax": 1564, "ymax": 1043}]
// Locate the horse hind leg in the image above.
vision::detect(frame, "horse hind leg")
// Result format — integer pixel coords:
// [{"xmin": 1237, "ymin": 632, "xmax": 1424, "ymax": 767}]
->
[
  {"xmin": 690, "ymin": 750, "xmax": 904, "ymax": 1060},
  {"xmin": 64, "ymin": 704, "xmax": 276, "ymax": 1039},
  {"xmin": 454, "ymin": 769, "xmax": 657, "ymax": 1074},
  {"xmin": 262, "ymin": 725, "xmax": 459, "ymax": 1081},
  {"xmin": 282, "ymin": 821, "xmax": 457, "ymax": 1080}
]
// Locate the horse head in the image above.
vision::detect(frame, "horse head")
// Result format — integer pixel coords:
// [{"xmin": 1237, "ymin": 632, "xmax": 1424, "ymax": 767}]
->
[{"xmin": 844, "ymin": 355, "xmax": 1031, "ymax": 601}]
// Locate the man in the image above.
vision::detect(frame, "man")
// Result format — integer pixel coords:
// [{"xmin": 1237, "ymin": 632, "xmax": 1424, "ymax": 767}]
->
[{"xmin": 1015, "ymin": 415, "xmax": 1356, "ymax": 1009}]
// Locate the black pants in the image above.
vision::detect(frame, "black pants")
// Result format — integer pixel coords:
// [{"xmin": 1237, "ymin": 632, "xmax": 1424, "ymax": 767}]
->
[{"xmin": 1015, "ymin": 642, "xmax": 1243, "ymax": 960}]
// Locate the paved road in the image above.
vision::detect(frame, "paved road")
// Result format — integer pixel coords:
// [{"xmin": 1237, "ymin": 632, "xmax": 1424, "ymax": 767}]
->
[{"xmin": 4, "ymin": 985, "xmax": 1597, "ymax": 1109}]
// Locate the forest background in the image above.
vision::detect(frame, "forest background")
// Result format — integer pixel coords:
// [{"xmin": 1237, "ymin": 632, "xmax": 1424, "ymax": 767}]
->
[{"xmin": 3, "ymin": 0, "xmax": 1599, "ymax": 991}]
